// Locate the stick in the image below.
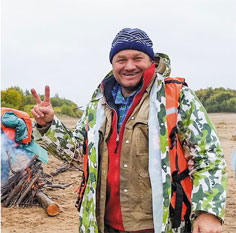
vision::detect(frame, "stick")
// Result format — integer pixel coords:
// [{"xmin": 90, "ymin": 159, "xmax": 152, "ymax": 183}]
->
[
  {"xmin": 1, "ymin": 194, "xmax": 9, "ymax": 202},
  {"xmin": 3, "ymin": 174, "xmax": 27, "ymax": 207},
  {"xmin": 50, "ymin": 163, "xmax": 70, "ymax": 177},
  {"xmin": 16, "ymin": 172, "xmax": 40, "ymax": 206},
  {"xmin": 43, "ymin": 183, "xmax": 73, "ymax": 189}
]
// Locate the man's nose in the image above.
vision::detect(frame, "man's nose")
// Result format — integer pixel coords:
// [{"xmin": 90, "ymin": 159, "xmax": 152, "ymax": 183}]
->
[{"xmin": 124, "ymin": 59, "xmax": 136, "ymax": 70}]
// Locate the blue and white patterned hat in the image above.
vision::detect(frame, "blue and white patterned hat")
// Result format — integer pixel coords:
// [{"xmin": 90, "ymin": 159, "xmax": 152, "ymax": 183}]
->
[{"xmin": 109, "ymin": 28, "xmax": 154, "ymax": 63}]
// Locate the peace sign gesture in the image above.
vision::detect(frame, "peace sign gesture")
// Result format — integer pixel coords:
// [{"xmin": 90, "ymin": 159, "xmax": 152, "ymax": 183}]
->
[{"xmin": 31, "ymin": 85, "xmax": 54, "ymax": 126}]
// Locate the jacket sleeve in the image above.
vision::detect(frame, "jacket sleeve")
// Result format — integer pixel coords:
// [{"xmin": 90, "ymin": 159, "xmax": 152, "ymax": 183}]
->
[
  {"xmin": 31, "ymin": 106, "xmax": 89, "ymax": 169},
  {"xmin": 176, "ymin": 85, "xmax": 227, "ymax": 221}
]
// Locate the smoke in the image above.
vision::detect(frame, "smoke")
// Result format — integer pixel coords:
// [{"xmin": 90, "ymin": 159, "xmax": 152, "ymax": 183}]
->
[{"xmin": 1, "ymin": 132, "xmax": 32, "ymax": 181}]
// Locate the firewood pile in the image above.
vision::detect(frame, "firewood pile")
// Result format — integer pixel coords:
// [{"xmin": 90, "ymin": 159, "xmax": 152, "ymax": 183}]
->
[{"xmin": 1, "ymin": 153, "xmax": 76, "ymax": 216}]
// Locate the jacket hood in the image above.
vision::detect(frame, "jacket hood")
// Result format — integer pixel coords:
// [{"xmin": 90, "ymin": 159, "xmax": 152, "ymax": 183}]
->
[{"xmin": 154, "ymin": 52, "xmax": 171, "ymax": 77}]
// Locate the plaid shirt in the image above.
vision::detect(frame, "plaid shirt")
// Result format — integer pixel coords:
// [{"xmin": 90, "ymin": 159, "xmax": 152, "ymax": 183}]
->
[{"xmin": 112, "ymin": 83, "xmax": 140, "ymax": 132}]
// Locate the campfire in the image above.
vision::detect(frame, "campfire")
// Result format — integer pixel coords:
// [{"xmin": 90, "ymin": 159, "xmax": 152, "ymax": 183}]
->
[
  {"xmin": 1, "ymin": 152, "xmax": 76, "ymax": 216},
  {"xmin": 1, "ymin": 107, "xmax": 80, "ymax": 218}
]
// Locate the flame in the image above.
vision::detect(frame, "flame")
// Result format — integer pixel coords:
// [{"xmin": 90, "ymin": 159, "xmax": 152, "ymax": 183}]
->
[
  {"xmin": 25, "ymin": 167, "xmax": 31, "ymax": 182},
  {"xmin": 32, "ymin": 176, "xmax": 41, "ymax": 190}
]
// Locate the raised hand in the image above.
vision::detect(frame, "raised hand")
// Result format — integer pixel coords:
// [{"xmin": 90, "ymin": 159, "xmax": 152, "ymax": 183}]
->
[{"xmin": 31, "ymin": 85, "xmax": 54, "ymax": 126}]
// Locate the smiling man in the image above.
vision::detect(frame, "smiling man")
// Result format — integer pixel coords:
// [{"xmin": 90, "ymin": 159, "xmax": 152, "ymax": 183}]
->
[
  {"xmin": 31, "ymin": 28, "xmax": 226, "ymax": 233},
  {"xmin": 112, "ymin": 50, "xmax": 152, "ymax": 97}
]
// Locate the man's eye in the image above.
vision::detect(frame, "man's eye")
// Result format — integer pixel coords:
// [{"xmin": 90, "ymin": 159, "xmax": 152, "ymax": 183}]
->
[
  {"xmin": 117, "ymin": 59, "xmax": 126, "ymax": 63},
  {"xmin": 135, "ymin": 57, "xmax": 143, "ymax": 61}
]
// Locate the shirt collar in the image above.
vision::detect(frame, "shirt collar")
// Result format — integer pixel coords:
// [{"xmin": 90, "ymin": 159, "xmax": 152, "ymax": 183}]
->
[{"xmin": 112, "ymin": 83, "xmax": 140, "ymax": 105}]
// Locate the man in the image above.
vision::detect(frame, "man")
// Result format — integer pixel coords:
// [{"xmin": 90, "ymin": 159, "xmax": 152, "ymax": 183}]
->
[{"xmin": 31, "ymin": 28, "xmax": 226, "ymax": 233}]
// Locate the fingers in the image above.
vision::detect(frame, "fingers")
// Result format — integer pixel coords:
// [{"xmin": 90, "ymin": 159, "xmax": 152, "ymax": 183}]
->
[
  {"xmin": 31, "ymin": 105, "xmax": 54, "ymax": 118},
  {"xmin": 30, "ymin": 86, "xmax": 53, "ymax": 126},
  {"xmin": 31, "ymin": 85, "xmax": 50, "ymax": 104},
  {"xmin": 30, "ymin": 109, "xmax": 48, "ymax": 127},
  {"xmin": 31, "ymin": 105, "xmax": 45, "ymax": 118},
  {"xmin": 31, "ymin": 108, "xmax": 41, "ymax": 121},
  {"xmin": 31, "ymin": 88, "xmax": 41, "ymax": 105},
  {"xmin": 44, "ymin": 85, "xmax": 50, "ymax": 103},
  {"xmin": 31, "ymin": 106, "xmax": 54, "ymax": 126}
]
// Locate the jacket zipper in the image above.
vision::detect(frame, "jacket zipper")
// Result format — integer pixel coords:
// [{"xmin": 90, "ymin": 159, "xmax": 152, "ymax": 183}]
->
[{"xmin": 114, "ymin": 133, "xmax": 119, "ymax": 153}]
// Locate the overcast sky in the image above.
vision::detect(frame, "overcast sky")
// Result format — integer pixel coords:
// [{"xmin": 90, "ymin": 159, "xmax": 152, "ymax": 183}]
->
[{"xmin": 2, "ymin": 0, "xmax": 236, "ymax": 107}]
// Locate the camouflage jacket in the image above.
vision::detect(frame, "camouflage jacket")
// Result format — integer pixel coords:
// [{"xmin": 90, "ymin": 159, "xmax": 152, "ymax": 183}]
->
[{"xmin": 33, "ymin": 56, "xmax": 226, "ymax": 233}]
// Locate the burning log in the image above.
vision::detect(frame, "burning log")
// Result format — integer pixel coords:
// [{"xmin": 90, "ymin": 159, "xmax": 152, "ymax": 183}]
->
[{"xmin": 35, "ymin": 191, "xmax": 59, "ymax": 216}]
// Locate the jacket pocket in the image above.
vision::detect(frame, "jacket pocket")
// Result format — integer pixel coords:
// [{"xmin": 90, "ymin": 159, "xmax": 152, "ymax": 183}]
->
[
  {"xmin": 133, "ymin": 122, "xmax": 148, "ymax": 156},
  {"xmin": 138, "ymin": 171, "xmax": 153, "ymax": 214}
]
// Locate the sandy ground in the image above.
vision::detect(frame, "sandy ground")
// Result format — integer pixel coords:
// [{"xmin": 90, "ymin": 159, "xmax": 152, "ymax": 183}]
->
[{"xmin": 1, "ymin": 113, "xmax": 236, "ymax": 233}]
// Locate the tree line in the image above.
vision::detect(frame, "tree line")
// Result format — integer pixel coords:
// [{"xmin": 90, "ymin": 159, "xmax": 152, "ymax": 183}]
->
[
  {"xmin": 195, "ymin": 87, "xmax": 236, "ymax": 113},
  {"xmin": 1, "ymin": 87, "xmax": 83, "ymax": 118},
  {"xmin": 1, "ymin": 86, "xmax": 236, "ymax": 117}
]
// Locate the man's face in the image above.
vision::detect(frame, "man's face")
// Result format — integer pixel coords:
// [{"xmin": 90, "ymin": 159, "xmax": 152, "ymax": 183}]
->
[{"xmin": 112, "ymin": 50, "xmax": 152, "ymax": 97}]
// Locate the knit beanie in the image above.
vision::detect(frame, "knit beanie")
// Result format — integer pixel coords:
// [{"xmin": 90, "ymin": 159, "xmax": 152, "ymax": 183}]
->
[{"xmin": 109, "ymin": 28, "xmax": 154, "ymax": 63}]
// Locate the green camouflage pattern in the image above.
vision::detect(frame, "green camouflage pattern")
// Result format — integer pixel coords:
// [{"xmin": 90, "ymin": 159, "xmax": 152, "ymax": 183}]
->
[
  {"xmin": 178, "ymin": 88, "xmax": 226, "ymax": 218},
  {"xmin": 155, "ymin": 78, "xmax": 172, "ymax": 231},
  {"xmin": 76, "ymin": 89, "xmax": 103, "ymax": 233},
  {"xmin": 155, "ymin": 81, "xmax": 226, "ymax": 232},
  {"xmin": 32, "ymin": 56, "xmax": 226, "ymax": 232}
]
